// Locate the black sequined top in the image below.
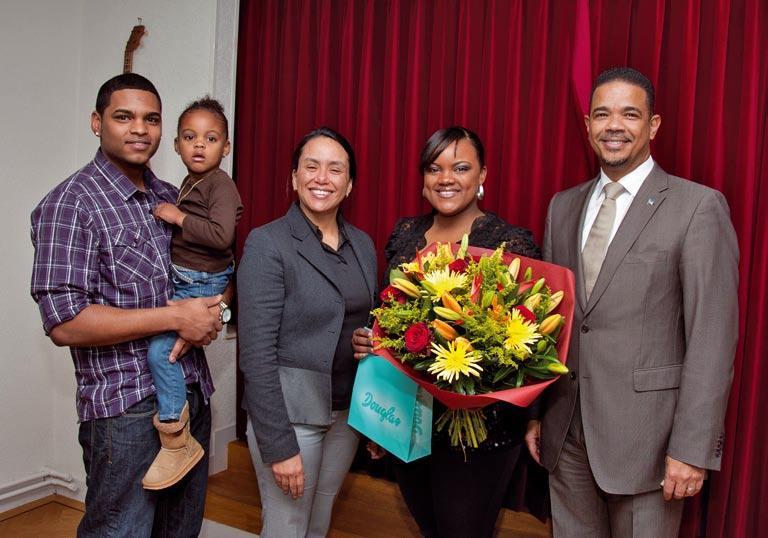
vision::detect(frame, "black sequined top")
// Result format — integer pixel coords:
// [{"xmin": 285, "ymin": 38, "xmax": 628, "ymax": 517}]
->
[{"xmin": 382, "ymin": 211, "xmax": 542, "ymax": 453}]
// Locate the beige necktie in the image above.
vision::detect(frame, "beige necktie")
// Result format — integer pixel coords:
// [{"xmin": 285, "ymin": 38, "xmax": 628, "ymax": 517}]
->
[{"xmin": 582, "ymin": 182, "xmax": 624, "ymax": 298}]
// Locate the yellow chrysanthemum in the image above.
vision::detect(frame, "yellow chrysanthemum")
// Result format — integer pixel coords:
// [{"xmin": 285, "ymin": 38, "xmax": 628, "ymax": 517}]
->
[
  {"xmin": 504, "ymin": 309, "xmax": 540, "ymax": 357},
  {"xmin": 428, "ymin": 339, "xmax": 483, "ymax": 383},
  {"xmin": 423, "ymin": 267, "xmax": 468, "ymax": 300}
]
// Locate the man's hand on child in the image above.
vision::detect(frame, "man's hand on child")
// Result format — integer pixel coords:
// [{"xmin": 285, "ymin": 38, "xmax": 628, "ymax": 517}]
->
[
  {"xmin": 168, "ymin": 295, "xmax": 223, "ymax": 346},
  {"xmin": 154, "ymin": 203, "xmax": 186, "ymax": 226}
]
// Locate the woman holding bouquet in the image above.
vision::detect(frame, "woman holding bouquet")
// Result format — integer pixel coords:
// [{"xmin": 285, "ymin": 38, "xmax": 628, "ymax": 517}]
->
[
  {"xmin": 353, "ymin": 126, "xmax": 543, "ymax": 538},
  {"xmin": 238, "ymin": 127, "xmax": 377, "ymax": 537}
]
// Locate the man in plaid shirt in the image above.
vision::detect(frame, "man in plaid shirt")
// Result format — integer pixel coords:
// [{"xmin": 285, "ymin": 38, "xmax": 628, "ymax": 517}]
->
[{"xmin": 30, "ymin": 73, "xmax": 224, "ymax": 537}]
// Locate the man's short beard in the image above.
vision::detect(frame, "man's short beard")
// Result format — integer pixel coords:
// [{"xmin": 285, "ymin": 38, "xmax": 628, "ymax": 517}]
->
[{"xmin": 601, "ymin": 156, "xmax": 629, "ymax": 168}]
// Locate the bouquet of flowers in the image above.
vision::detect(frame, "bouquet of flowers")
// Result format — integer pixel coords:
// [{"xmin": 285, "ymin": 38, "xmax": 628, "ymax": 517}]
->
[{"xmin": 372, "ymin": 235, "xmax": 574, "ymax": 450}]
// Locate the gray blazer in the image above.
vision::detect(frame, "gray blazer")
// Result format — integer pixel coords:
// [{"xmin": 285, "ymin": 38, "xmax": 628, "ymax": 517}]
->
[
  {"xmin": 539, "ymin": 164, "xmax": 738, "ymax": 494},
  {"xmin": 237, "ymin": 203, "xmax": 377, "ymax": 463}
]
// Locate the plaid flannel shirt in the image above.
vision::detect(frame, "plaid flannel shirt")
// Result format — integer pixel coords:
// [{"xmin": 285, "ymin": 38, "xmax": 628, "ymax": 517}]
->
[{"xmin": 30, "ymin": 150, "xmax": 214, "ymax": 421}]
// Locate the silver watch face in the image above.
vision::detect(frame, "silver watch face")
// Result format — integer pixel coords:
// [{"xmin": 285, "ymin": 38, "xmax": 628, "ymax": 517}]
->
[{"xmin": 220, "ymin": 308, "xmax": 232, "ymax": 323}]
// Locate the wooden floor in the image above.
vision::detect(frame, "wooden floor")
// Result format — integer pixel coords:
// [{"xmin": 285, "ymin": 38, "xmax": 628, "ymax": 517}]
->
[
  {"xmin": 207, "ymin": 440, "xmax": 549, "ymax": 537},
  {"xmin": 0, "ymin": 495, "xmax": 84, "ymax": 537},
  {"xmin": 0, "ymin": 441, "xmax": 550, "ymax": 537}
]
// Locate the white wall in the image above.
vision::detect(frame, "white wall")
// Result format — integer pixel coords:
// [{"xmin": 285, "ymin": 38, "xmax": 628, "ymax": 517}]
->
[
  {"xmin": 0, "ymin": 0, "xmax": 239, "ymax": 508},
  {"xmin": 0, "ymin": 1, "xmax": 83, "ymax": 502}
]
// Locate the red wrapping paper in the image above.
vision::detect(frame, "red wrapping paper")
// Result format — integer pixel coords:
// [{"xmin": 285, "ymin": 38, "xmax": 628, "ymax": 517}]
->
[{"xmin": 372, "ymin": 244, "xmax": 576, "ymax": 410}]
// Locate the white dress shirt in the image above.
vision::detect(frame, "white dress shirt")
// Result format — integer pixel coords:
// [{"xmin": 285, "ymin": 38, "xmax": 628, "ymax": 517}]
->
[{"xmin": 580, "ymin": 156, "xmax": 655, "ymax": 250}]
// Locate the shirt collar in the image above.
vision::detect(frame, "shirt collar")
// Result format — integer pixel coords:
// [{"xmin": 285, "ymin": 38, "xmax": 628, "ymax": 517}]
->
[
  {"xmin": 93, "ymin": 149, "xmax": 162, "ymax": 200},
  {"xmin": 295, "ymin": 201, "xmax": 349, "ymax": 245},
  {"xmin": 598, "ymin": 155, "xmax": 654, "ymax": 197}
]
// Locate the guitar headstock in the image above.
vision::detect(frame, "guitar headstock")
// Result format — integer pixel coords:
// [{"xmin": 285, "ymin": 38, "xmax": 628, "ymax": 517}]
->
[{"xmin": 125, "ymin": 22, "xmax": 146, "ymax": 54}]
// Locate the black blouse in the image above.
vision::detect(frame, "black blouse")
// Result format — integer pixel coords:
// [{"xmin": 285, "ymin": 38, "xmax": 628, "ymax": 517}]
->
[
  {"xmin": 383, "ymin": 211, "xmax": 541, "ymax": 284},
  {"xmin": 298, "ymin": 207, "xmax": 372, "ymax": 410},
  {"xmin": 382, "ymin": 211, "xmax": 542, "ymax": 453}
]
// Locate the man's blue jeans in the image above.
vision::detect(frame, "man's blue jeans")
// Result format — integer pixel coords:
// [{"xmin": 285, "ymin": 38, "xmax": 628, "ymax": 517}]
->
[
  {"xmin": 147, "ymin": 263, "xmax": 231, "ymax": 420},
  {"xmin": 77, "ymin": 385, "xmax": 211, "ymax": 537}
]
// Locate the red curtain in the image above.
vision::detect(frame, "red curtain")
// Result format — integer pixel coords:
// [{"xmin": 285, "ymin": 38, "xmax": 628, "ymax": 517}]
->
[{"xmin": 234, "ymin": 1, "xmax": 767, "ymax": 536}]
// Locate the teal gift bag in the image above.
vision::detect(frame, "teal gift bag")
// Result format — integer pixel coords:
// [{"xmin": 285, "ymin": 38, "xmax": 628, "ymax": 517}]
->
[{"xmin": 348, "ymin": 354, "xmax": 432, "ymax": 462}]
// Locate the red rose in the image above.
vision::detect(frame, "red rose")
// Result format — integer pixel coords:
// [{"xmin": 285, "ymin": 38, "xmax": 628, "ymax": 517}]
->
[
  {"xmin": 513, "ymin": 305, "xmax": 536, "ymax": 323},
  {"xmin": 380, "ymin": 285, "xmax": 406, "ymax": 304},
  {"xmin": 404, "ymin": 322, "xmax": 431, "ymax": 354},
  {"xmin": 448, "ymin": 258, "xmax": 469, "ymax": 273}
]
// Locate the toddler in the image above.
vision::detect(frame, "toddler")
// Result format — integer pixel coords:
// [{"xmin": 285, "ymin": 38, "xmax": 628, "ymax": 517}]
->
[{"xmin": 142, "ymin": 97, "xmax": 243, "ymax": 490}]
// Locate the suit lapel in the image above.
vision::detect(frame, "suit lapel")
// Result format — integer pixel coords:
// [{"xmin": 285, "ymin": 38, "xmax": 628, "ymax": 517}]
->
[
  {"xmin": 347, "ymin": 232, "xmax": 377, "ymax": 304},
  {"xmin": 287, "ymin": 204, "xmax": 343, "ymax": 294},
  {"xmin": 584, "ymin": 165, "xmax": 669, "ymax": 315},
  {"xmin": 569, "ymin": 179, "xmax": 597, "ymax": 312}
]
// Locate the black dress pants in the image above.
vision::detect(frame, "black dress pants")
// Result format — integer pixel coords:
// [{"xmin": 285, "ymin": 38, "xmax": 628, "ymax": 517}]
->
[{"xmin": 393, "ymin": 441, "xmax": 521, "ymax": 538}]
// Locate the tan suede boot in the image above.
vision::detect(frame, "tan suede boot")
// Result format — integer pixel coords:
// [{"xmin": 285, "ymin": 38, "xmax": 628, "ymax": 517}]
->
[{"xmin": 141, "ymin": 402, "xmax": 204, "ymax": 490}]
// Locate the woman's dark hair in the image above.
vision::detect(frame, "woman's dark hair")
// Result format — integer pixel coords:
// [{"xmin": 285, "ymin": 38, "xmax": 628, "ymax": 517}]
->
[
  {"xmin": 177, "ymin": 96, "xmax": 229, "ymax": 139},
  {"xmin": 419, "ymin": 126, "xmax": 485, "ymax": 173},
  {"xmin": 291, "ymin": 127, "xmax": 357, "ymax": 182}
]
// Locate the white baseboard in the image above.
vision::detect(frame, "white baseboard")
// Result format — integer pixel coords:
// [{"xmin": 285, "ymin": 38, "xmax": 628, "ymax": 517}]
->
[
  {"xmin": 0, "ymin": 468, "xmax": 85, "ymax": 513},
  {"xmin": 56, "ymin": 477, "xmax": 86, "ymax": 504},
  {"xmin": 210, "ymin": 423, "xmax": 237, "ymax": 475},
  {"xmin": 1, "ymin": 424, "xmax": 236, "ymax": 515}
]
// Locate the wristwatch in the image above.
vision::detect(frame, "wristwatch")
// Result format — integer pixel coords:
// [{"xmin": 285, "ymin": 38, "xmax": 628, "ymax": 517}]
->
[{"xmin": 219, "ymin": 301, "xmax": 232, "ymax": 323}]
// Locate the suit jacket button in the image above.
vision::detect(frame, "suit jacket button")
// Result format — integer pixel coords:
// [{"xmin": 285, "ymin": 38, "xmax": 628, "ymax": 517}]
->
[
  {"xmin": 569, "ymin": 371, "xmax": 577, "ymax": 380},
  {"xmin": 581, "ymin": 325, "xmax": 590, "ymax": 333}
]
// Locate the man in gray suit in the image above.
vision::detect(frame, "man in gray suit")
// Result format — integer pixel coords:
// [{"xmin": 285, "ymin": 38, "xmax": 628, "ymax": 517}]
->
[{"xmin": 525, "ymin": 67, "xmax": 738, "ymax": 537}]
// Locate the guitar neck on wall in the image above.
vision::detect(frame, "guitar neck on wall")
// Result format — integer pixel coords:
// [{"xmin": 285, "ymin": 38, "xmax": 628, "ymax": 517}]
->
[{"xmin": 123, "ymin": 19, "xmax": 146, "ymax": 73}]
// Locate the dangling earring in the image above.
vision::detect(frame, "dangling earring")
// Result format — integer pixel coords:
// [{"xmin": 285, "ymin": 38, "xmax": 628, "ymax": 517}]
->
[{"xmin": 476, "ymin": 185, "xmax": 485, "ymax": 201}]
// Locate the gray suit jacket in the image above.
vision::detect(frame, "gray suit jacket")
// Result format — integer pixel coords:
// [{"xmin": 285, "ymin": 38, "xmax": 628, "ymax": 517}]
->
[
  {"xmin": 539, "ymin": 164, "xmax": 738, "ymax": 494},
  {"xmin": 237, "ymin": 203, "xmax": 377, "ymax": 463}
]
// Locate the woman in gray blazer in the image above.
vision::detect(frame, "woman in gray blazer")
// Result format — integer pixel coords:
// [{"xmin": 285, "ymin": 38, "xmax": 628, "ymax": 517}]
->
[{"xmin": 238, "ymin": 127, "xmax": 377, "ymax": 538}]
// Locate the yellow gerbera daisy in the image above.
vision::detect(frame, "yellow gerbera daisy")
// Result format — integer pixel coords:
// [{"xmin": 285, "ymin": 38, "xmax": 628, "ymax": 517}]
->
[
  {"xmin": 423, "ymin": 267, "xmax": 468, "ymax": 300},
  {"xmin": 504, "ymin": 309, "xmax": 540, "ymax": 356},
  {"xmin": 428, "ymin": 339, "xmax": 483, "ymax": 384}
]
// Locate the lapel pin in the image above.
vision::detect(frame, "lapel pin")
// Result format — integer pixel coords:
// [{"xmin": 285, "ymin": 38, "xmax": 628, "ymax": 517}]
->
[{"xmin": 647, "ymin": 197, "xmax": 656, "ymax": 206}]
